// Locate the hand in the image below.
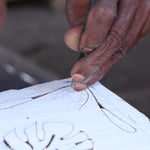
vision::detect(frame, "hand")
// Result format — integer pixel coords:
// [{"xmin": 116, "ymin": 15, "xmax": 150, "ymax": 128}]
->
[
  {"xmin": 65, "ymin": 0, "xmax": 150, "ymax": 91},
  {"xmin": 0, "ymin": 0, "xmax": 6, "ymax": 26}
]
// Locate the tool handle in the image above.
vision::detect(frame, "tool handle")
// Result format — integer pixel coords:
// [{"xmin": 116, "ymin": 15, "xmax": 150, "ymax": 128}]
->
[{"xmin": 77, "ymin": 0, "xmax": 97, "ymax": 61}]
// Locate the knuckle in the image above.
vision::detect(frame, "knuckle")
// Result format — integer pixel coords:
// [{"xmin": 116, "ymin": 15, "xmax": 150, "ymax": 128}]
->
[
  {"xmin": 109, "ymin": 25, "xmax": 125, "ymax": 43},
  {"xmin": 115, "ymin": 50, "xmax": 125, "ymax": 58},
  {"xmin": 100, "ymin": 34, "xmax": 121, "ymax": 53},
  {"xmin": 120, "ymin": 42, "xmax": 130, "ymax": 54},
  {"xmin": 110, "ymin": 53, "xmax": 121, "ymax": 63},
  {"xmin": 110, "ymin": 50, "xmax": 125, "ymax": 65}
]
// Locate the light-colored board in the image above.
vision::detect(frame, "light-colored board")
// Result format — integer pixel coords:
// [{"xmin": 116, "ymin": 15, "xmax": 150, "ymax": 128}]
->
[{"xmin": 0, "ymin": 78, "xmax": 150, "ymax": 150}]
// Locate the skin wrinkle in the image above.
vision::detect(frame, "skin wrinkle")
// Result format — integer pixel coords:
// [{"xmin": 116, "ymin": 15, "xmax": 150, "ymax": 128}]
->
[
  {"xmin": 70, "ymin": 0, "xmax": 137, "ymax": 88},
  {"xmin": 88, "ymin": 41, "xmax": 129, "ymax": 87},
  {"xmin": 66, "ymin": 0, "xmax": 90, "ymax": 27},
  {"xmin": 65, "ymin": 0, "xmax": 150, "ymax": 91},
  {"xmin": 80, "ymin": 0, "xmax": 117, "ymax": 52},
  {"xmin": 82, "ymin": 44, "xmax": 129, "ymax": 87},
  {"xmin": 71, "ymin": 35, "xmax": 120, "ymax": 81}
]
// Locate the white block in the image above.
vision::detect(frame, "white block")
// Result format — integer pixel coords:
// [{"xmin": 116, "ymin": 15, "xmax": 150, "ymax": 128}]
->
[{"xmin": 0, "ymin": 78, "xmax": 149, "ymax": 150}]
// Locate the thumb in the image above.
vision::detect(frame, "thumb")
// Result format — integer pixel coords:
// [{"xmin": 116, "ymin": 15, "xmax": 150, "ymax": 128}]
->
[{"xmin": 64, "ymin": 25, "xmax": 84, "ymax": 51}]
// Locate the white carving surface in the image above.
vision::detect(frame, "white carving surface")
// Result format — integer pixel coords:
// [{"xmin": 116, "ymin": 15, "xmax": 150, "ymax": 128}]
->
[{"xmin": 0, "ymin": 78, "xmax": 149, "ymax": 150}]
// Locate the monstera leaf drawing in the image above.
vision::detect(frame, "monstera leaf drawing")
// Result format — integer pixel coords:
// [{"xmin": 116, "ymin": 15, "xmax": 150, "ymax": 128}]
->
[{"xmin": 0, "ymin": 122, "xmax": 94, "ymax": 150}]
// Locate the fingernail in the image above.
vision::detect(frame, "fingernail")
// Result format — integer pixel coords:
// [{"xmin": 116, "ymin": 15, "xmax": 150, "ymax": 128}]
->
[
  {"xmin": 72, "ymin": 74, "xmax": 85, "ymax": 82},
  {"xmin": 72, "ymin": 82, "xmax": 87, "ymax": 91},
  {"xmin": 82, "ymin": 47, "xmax": 93, "ymax": 53}
]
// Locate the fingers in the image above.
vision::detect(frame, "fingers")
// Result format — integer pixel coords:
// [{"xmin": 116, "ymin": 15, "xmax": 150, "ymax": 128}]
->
[
  {"xmin": 66, "ymin": 0, "xmax": 119, "ymax": 53},
  {"xmin": 64, "ymin": 25, "xmax": 84, "ymax": 51},
  {"xmin": 71, "ymin": 36, "xmax": 120, "ymax": 91},
  {"xmin": 72, "ymin": 49, "xmax": 125, "ymax": 91},
  {"xmin": 71, "ymin": 0, "xmax": 139, "ymax": 91},
  {"xmin": 80, "ymin": 0, "xmax": 119, "ymax": 54},
  {"xmin": 72, "ymin": 40, "xmax": 131, "ymax": 91},
  {"xmin": 69, "ymin": 0, "xmax": 150, "ymax": 91},
  {"xmin": 66, "ymin": 0, "xmax": 90, "ymax": 27},
  {"xmin": 0, "ymin": 0, "xmax": 6, "ymax": 26},
  {"xmin": 79, "ymin": 50, "xmax": 125, "ymax": 89}
]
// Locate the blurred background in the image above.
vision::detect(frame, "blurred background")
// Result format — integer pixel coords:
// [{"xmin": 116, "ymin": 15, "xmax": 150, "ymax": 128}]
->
[{"xmin": 0, "ymin": 0, "xmax": 150, "ymax": 117}]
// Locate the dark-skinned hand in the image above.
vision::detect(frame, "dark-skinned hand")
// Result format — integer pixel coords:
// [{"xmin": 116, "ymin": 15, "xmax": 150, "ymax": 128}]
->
[{"xmin": 65, "ymin": 0, "xmax": 150, "ymax": 91}]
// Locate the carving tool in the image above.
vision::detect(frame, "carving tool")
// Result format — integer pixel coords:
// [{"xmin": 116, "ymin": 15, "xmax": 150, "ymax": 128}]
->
[{"xmin": 77, "ymin": 0, "xmax": 97, "ymax": 60}]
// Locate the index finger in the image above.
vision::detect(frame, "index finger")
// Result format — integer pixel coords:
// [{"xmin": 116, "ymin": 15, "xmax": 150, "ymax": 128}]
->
[{"xmin": 80, "ymin": 0, "xmax": 119, "ymax": 53}]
